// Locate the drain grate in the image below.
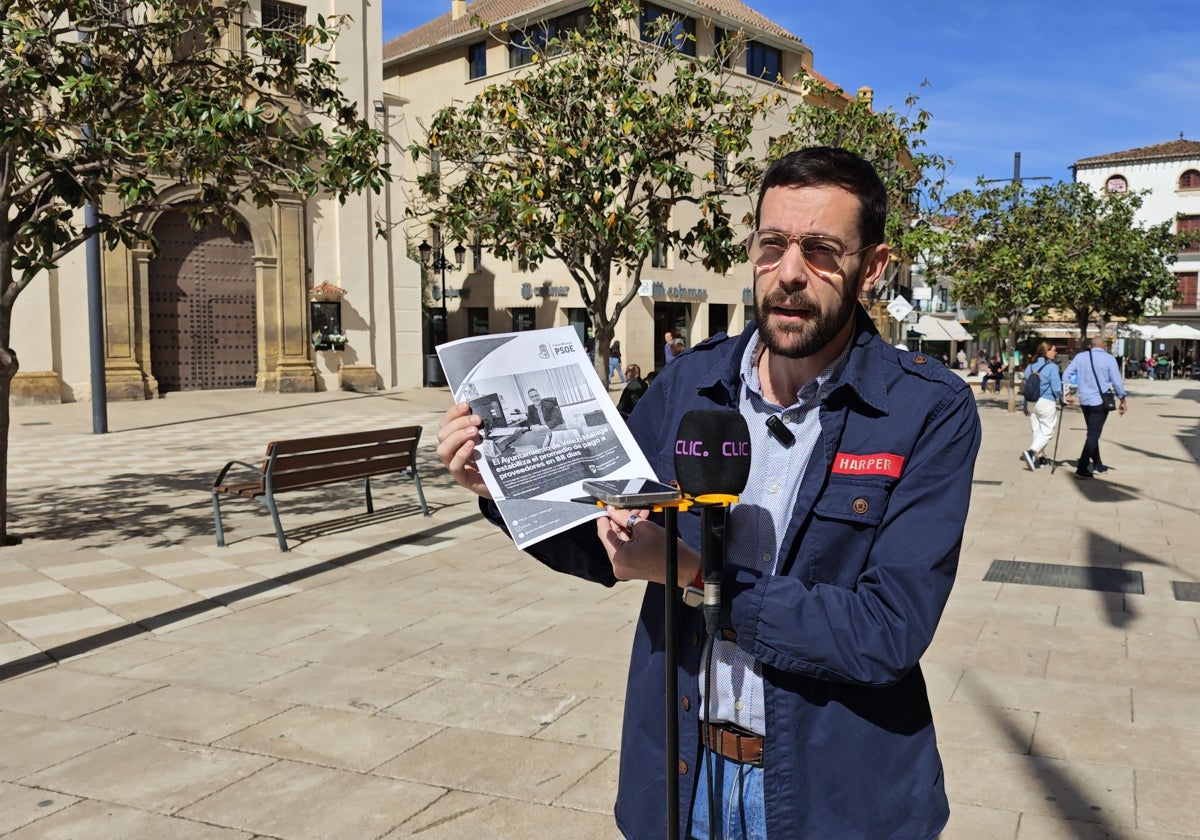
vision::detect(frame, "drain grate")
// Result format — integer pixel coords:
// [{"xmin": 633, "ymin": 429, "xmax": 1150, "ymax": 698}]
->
[
  {"xmin": 1171, "ymin": 581, "xmax": 1200, "ymax": 602},
  {"xmin": 973, "ymin": 479, "xmax": 1003, "ymax": 486},
  {"xmin": 983, "ymin": 560, "xmax": 1144, "ymax": 594}
]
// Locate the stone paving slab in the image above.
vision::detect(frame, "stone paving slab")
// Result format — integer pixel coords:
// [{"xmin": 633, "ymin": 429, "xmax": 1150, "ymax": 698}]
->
[{"xmin": 0, "ymin": 379, "xmax": 1196, "ymax": 838}]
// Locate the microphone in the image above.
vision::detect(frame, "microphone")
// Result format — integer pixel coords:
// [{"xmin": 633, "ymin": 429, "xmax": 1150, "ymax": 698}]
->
[
  {"xmin": 765, "ymin": 415, "xmax": 795, "ymax": 446},
  {"xmin": 674, "ymin": 410, "xmax": 752, "ymax": 497},
  {"xmin": 674, "ymin": 410, "xmax": 751, "ymax": 634}
]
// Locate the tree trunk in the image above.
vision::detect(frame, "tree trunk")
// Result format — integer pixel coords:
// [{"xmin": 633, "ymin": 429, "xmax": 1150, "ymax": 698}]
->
[
  {"xmin": 1076, "ymin": 309, "xmax": 1090, "ymax": 343},
  {"xmin": 0, "ymin": 344, "xmax": 19, "ymax": 544},
  {"xmin": 594, "ymin": 330, "xmax": 612, "ymax": 386},
  {"xmin": 1005, "ymin": 313, "xmax": 1019, "ymax": 414}
]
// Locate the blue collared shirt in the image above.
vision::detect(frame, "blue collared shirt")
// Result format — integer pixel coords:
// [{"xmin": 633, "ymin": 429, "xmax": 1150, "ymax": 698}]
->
[
  {"xmin": 1063, "ymin": 347, "xmax": 1126, "ymax": 406},
  {"xmin": 698, "ymin": 334, "xmax": 852, "ymax": 733}
]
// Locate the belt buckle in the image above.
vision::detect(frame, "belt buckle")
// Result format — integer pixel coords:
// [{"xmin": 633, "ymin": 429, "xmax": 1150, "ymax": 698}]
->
[{"xmin": 705, "ymin": 721, "xmax": 763, "ymax": 767}]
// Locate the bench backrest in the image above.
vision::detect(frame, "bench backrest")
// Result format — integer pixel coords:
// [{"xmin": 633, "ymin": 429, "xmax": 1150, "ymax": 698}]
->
[{"xmin": 263, "ymin": 426, "xmax": 422, "ymax": 492}]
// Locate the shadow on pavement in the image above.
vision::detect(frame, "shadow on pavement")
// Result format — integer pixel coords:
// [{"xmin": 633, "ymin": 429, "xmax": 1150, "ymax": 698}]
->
[
  {"xmin": 0, "ymin": 509, "xmax": 485, "ymax": 682},
  {"xmin": 1109, "ymin": 441, "xmax": 1193, "ymax": 464},
  {"xmin": 10, "ymin": 466, "xmax": 458, "ymax": 548},
  {"xmin": 956, "ymin": 677, "xmax": 1134, "ymax": 840},
  {"xmin": 1083, "ymin": 530, "xmax": 1170, "ymax": 630}
]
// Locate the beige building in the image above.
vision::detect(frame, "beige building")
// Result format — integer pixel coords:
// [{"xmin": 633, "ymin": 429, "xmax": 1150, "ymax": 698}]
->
[
  {"xmin": 384, "ymin": 0, "xmax": 856, "ymax": 376},
  {"xmin": 13, "ymin": 0, "xmax": 425, "ymax": 406}
]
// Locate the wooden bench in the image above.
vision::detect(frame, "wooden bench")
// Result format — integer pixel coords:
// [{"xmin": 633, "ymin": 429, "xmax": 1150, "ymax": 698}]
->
[{"xmin": 212, "ymin": 426, "xmax": 430, "ymax": 552}]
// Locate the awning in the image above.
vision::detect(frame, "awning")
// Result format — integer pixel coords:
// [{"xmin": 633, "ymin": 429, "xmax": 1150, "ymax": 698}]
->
[
  {"xmin": 1121, "ymin": 323, "xmax": 1158, "ymax": 339},
  {"xmin": 910, "ymin": 315, "xmax": 973, "ymax": 342},
  {"xmin": 1148, "ymin": 322, "xmax": 1200, "ymax": 340}
]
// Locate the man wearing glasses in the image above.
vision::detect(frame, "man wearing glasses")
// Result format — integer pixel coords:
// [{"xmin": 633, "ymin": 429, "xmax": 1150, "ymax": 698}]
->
[{"xmin": 436, "ymin": 147, "xmax": 981, "ymax": 839}]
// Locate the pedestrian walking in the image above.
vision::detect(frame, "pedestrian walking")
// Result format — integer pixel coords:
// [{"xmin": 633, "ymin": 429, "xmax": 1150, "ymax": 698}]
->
[
  {"xmin": 668, "ymin": 335, "xmax": 685, "ymax": 361},
  {"xmin": 1020, "ymin": 342, "xmax": 1063, "ymax": 470},
  {"xmin": 1062, "ymin": 337, "xmax": 1127, "ymax": 478},
  {"xmin": 662, "ymin": 330, "xmax": 676, "ymax": 365},
  {"xmin": 608, "ymin": 339, "xmax": 625, "ymax": 384}
]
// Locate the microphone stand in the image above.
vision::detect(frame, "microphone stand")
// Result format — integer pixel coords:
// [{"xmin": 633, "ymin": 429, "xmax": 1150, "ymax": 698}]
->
[
  {"xmin": 660, "ymin": 504, "xmax": 681, "ymax": 840},
  {"xmin": 650, "ymin": 493, "xmax": 733, "ymax": 839},
  {"xmin": 591, "ymin": 478, "xmax": 741, "ymax": 837},
  {"xmin": 590, "ymin": 494, "xmax": 686, "ymax": 839}
]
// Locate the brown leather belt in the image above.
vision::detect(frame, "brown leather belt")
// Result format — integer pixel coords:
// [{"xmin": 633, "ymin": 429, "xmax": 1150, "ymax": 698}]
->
[{"xmin": 702, "ymin": 722, "xmax": 764, "ymax": 767}]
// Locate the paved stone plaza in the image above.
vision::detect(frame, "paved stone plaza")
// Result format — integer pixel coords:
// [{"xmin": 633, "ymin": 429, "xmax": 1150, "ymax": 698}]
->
[{"xmin": 0, "ymin": 376, "xmax": 1197, "ymax": 839}]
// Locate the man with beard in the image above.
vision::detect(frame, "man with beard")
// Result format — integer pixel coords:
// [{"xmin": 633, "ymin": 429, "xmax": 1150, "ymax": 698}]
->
[{"xmin": 436, "ymin": 147, "xmax": 981, "ymax": 839}]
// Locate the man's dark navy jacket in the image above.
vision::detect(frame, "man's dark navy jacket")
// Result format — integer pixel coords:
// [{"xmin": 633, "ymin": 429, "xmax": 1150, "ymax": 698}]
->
[{"xmin": 507, "ymin": 310, "xmax": 982, "ymax": 839}]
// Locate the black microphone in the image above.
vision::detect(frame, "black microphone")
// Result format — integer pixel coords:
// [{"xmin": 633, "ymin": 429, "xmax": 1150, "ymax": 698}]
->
[
  {"xmin": 674, "ymin": 410, "xmax": 751, "ymax": 634},
  {"xmin": 765, "ymin": 415, "xmax": 795, "ymax": 446},
  {"xmin": 674, "ymin": 410, "xmax": 752, "ymax": 497}
]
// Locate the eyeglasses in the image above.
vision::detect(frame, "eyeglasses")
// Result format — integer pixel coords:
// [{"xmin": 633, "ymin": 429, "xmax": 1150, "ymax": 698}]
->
[{"xmin": 745, "ymin": 230, "xmax": 876, "ymax": 275}]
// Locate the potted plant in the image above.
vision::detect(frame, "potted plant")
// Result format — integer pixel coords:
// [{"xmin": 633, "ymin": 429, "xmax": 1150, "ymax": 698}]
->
[{"xmin": 312, "ymin": 331, "xmax": 348, "ymax": 351}]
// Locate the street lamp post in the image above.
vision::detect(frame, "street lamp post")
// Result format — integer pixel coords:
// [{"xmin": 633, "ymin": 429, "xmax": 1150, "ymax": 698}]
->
[{"xmin": 419, "ymin": 238, "xmax": 466, "ymax": 346}]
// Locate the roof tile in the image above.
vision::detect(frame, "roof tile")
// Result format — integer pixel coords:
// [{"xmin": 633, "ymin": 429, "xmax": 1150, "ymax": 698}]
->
[{"xmin": 1074, "ymin": 138, "xmax": 1200, "ymax": 168}]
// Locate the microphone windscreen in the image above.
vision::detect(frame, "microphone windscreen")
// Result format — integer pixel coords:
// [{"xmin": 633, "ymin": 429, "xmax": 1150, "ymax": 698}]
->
[{"xmin": 674, "ymin": 410, "xmax": 752, "ymax": 497}]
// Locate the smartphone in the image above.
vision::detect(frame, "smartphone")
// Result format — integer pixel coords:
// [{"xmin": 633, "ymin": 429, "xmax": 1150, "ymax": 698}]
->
[{"xmin": 583, "ymin": 478, "xmax": 681, "ymax": 506}]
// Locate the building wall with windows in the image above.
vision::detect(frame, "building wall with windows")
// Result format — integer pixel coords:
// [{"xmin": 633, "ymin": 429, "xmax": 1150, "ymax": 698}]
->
[
  {"xmin": 11, "ymin": 0, "xmax": 423, "ymax": 405},
  {"xmin": 384, "ymin": 0, "xmax": 852, "ymax": 376},
  {"xmin": 1072, "ymin": 139, "xmax": 1200, "ymax": 324}
]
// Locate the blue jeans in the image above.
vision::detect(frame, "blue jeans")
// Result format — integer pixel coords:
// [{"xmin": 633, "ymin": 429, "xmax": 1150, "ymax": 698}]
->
[
  {"xmin": 689, "ymin": 749, "xmax": 766, "ymax": 840},
  {"xmin": 609, "ymin": 356, "xmax": 625, "ymax": 382}
]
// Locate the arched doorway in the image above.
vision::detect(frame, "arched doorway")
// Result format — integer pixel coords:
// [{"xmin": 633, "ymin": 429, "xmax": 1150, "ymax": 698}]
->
[{"xmin": 148, "ymin": 211, "xmax": 258, "ymax": 392}]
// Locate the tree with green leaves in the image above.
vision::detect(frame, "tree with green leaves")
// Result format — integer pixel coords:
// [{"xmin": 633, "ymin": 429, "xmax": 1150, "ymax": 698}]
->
[
  {"xmin": 408, "ymin": 0, "xmax": 779, "ymax": 378},
  {"xmin": 928, "ymin": 179, "xmax": 1185, "ymax": 412},
  {"xmin": 1032, "ymin": 182, "xmax": 1182, "ymax": 339},
  {"xmin": 0, "ymin": 0, "xmax": 387, "ymax": 541},
  {"xmin": 927, "ymin": 183, "xmax": 1047, "ymax": 412},
  {"xmin": 408, "ymin": 0, "xmax": 947, "ymax": 379}
]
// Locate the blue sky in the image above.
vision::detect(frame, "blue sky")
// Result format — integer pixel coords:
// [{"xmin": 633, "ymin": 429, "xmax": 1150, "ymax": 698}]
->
[{"xmin": 382, "ymin": 1, "xmax": 1200, "ymax": 195}]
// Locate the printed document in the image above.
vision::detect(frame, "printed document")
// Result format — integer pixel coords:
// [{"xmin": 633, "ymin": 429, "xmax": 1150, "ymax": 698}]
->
[{"xmin": 436, "ymin": 327, "xmax": 658, "ymax": 549}]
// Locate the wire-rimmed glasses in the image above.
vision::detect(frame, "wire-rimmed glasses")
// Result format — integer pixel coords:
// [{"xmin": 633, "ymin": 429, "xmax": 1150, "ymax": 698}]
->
[{"xmin": 745, "ymin": 230, "xmax": 876, "ymax": 275}]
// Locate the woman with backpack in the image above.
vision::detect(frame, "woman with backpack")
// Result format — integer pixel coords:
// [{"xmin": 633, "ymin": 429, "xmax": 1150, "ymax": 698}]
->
[{"xmin": 1020, "ymin": 342, "xmax": 1063, "ymax": 470}]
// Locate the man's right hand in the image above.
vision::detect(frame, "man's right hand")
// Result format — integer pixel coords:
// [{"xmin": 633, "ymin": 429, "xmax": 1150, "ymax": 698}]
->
[{"xmin": 436, "ymin": 402, "xmax": 493, "ymax": 500}]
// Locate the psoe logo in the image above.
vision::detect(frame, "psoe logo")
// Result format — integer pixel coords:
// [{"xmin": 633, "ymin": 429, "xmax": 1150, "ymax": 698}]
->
[
  {"xmin": 537, "ymin": 344, "xmax": 551, "ymax": 360},
  {"xmin": 552, "ymin": 342, "xmax": 574, "ymax": 356}
]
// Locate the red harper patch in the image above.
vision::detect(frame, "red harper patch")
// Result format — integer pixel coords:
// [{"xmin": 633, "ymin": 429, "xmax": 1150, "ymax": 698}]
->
[{"xmin": 832, "ymin": 452, "xmax": 905, "ymax": 478}]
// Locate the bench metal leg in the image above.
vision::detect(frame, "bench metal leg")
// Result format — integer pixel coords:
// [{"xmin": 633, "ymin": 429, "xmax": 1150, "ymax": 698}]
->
[
  {"xmin": 363, "ymin": 476, "xmax": 374, "ymax": 514},
  {"xmin": 212, "ymin": 492, "xmax": 226, "ymax": 547},
  {"xmin": 410, "ymin": 467, "xmax": 431, "ymax": 516},
  {"xmin": 263, "ymin": 489, "xmax": 289, "ymax": 552}
]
